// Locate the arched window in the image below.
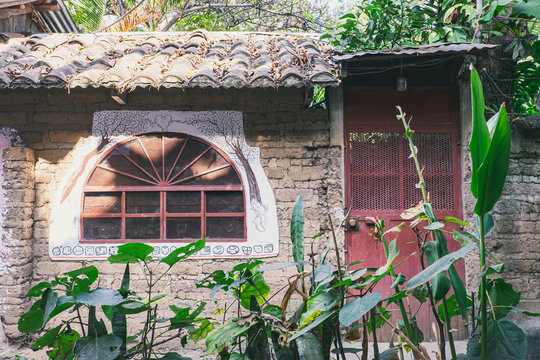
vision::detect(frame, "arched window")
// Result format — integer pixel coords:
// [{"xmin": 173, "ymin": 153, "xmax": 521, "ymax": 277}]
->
[{"xmin": 81, "ymin": 134, "xmax": 246, "ymax": 243}]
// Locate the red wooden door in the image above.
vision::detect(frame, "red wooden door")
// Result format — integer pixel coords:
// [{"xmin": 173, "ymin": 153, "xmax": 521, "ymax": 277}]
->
[{"xmin": 344, "ymin": 87, "xmax": 466, "ymax": 341}]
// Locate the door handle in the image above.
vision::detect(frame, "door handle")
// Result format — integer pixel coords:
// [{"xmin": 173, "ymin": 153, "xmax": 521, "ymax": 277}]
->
[{"xmin": 346, "ymin": 218, "xmax": 360, "ymax": 232}]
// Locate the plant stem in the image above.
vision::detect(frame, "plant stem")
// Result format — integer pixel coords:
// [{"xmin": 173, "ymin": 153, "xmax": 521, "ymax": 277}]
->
[
  {"xmin": 478, "ymin": 215, "xmax": 488, "ymax": 360},
  {"xmin": 370, "ymin": 309, "xmax": 380, "ymax": 360},
  {"xmin": 442, "ymin": 297, "xmax": 457, "ymax": 360}
]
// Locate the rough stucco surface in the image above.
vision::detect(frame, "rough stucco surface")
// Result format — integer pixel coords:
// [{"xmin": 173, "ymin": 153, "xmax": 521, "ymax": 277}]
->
[{"xmin": 0, "ymin": 87, "xmax": 344, "ymax": 355}]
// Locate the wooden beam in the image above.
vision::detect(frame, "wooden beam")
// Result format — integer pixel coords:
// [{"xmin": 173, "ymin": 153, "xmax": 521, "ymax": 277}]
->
[
  {"xmin": 0, "ymin": 5, "xmax": 33, "ymax": 19},
  {"xmin": 0, "ymin": 0, "xmax": 38, "ymax": 9},
  {"xmin": 34, "ymin": 4, "xmax": 59, "ymax": 11}
]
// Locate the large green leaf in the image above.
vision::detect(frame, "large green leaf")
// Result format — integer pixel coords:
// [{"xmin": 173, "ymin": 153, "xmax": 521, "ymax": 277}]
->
[
  {"xmin": 424, "ymin": 241, "xmax": 451, "ymax": 301},
  {"xmin": 294, "ymin": 332, "xmax": 324, "ymax": 360},
  {"xmin": 291, "ymin": 196, "xmax": 305, "ymax": 273},
  {"xmin": 466, "ymin": 320, "xmax": 527, "ymax": 360},
  {"xmin": 46, "ymin": 329, "xmax": 79, "ymax": 360},
  {"xmin": 240, "ymin": 271, "xmax": 270, "ymax": 309},
  {"xmin": 190, "ymin": 319, "xmax": 214, "ymax": 342},
  {"xmin": 486, "ymin": 278, "xmax": 521, "ymax": 320},
  {"xmin": 473, "ymin": 105, "xmax": 511, "ymax": 215},
  {"xmin": 76, "ymin": 288, "xmax": 125, "ymax": 306},
  {"xmin": 338, "ymin": 292, "xmax": 381, "ymax": 326},
  {"xmin": 30, "ymin": 324, "xmax": 62, "ymax": 350},
  {"xmin": 64, "ymin": 266, "xmax": 99, "ymax": 284},
  {"xmin": 405, "ymin": 244, "xmax": 476, "ymax": 290},
  {"xmin": 469, "ymin": 66, "xmax": 491, "ymax": 199},
  {"xmin": 73, "ymin": 335, "xmax": 122, "ymax": 360},
  {"xmin": 289, "ymin": 310, "xmax": 334, "ymax": 342},
  {"xmin": 206, "ymin": 319, "xmax": 251, "ymax": 354},
  {"xmin": 300, "ymin": 292, "xmax": 339, "ymax": 326},
  {"xmin": 511, "ymin": 1, "xmax": 540, "ymax": 19},
  {"xmin": 108, "ymin": 242, "xmax": 154, "ymax": 263},
  {"xmin": 437, "ymin": 294, "xmax": 472, "ymax": 322},
  {"xmin": 161, "ymin": 239, "xmax": 205, "ymax": 267},
  {"xmin": 18, "ymin": 300, "xmax": 44, "ymax": 332},
  {"xmin": 41, "ymin": 288, "xmax": 59, "ymax": 326},
  {"xmin": 26, "ymin": 281, "xmax": 52, "ymax": 297}
]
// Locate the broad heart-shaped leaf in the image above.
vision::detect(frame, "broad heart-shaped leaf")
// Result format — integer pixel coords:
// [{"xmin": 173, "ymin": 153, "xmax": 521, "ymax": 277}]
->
[
  {"xmin": 437, "ymin": 294, "xmax": 472, "ymax": 322},
  {"xmin": 474, "ymin": 105, "xmax": 511, "ymax": 215},
  {"xmin": 466, "ymin": 320, "xmax": 527, "ymax": 360},
  {"xmin": 161, "ymin": 238, "xmax": 205, "ymax": 267},
  {"xmin": 338, "ymin": 292, "xmax": 381, "ymax": 327},
  {"xmin": 469, "ymin": 66, "xmax": 490, "ymax": 199},
  {"xmin": 76, "ymin": 288, "xmax": 125, "ymax": 306},
  {"xmin": 291, "ymin": 195, "xmax": 305, "ymax": 273},
  {"xmin": 64, "ymin": 266, "xmax": 99, "ymax": 284},
  {"xmin": 405, "ymin": 244, "xmax": 476, "ymax": 291},
  {"xmin": 108, "ymin": 242, "xmax": 154, "ymax": 263},
  {"xmin": 18, "ymin": 300, "xmax": 44, "ymax": 332},
  {"xmin": 73, "ymin": 335, "xmax": 122, "ymax": 360},
  {"xmin": 206, "ymin": 318, "xmax": 252, "ymax": 354},
  {"xmin": 511, "ymin": 0, "xmax": 540, "ymax": 19},
  {"xmin": 239, "ymin": 271, "xmax": 270, "ymax": 309},
  {"xmin": 294, "ymin": 332, "xmax": 324, "ymax": 360},
  {"xmin": 486, "ymin": 278, "xmax": 521, "ymax": 320}
]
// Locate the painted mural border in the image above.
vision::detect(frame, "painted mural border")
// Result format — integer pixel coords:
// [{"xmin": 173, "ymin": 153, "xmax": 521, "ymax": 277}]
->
[{"xmin": 49, "ymin": 111, "xmax": 279, "ymax": 260}]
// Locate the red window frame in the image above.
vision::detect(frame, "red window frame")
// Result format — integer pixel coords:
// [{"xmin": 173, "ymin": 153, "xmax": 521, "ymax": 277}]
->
[{"xmin": 81, "ymin": 133, "xmax": 247, "ymax": 243}]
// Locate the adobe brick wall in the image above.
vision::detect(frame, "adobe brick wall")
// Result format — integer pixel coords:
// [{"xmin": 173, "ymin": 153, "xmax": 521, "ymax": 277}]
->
[{"xmin": 0, "ymin": 87, "xmax": 344, "ymax": 346}]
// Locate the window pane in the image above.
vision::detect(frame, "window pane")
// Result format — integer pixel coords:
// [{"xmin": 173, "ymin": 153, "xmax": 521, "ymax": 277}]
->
[
  {"xmin": 206, "ymin": 217, "xmax": 244, "ymax": 239},
  {"xmin": 171, "ymin": 139, "xmax": 209, "ymax": 177},
  {"xmin": 164, "ymin": 136, "xmax": 187, "ymax": 180},
  {"xmin": 126, "ymin": 192, "xmax": 160, "ymax": 213},
  {"xmin": 83, "ymin": 218, "xmax": 121, "ymax": 240},
  {"xmin": 166, "ymin": 218, "xmax": 201, "ymax": 239},
  {"xmin": 167, "ymin": 192, "xmax": 200, "ymax": 213},
  {"xmin": 83, "ymin": 192, "xmax": 121, "ymax": 214},
  {"xmin": 138, "ymin": 136, "xmax": 164, "ymax": 180},
  {"xmin": 181, "ymin": 167, "xmax": 240, "ymax": 185},
  {"xmin": 87, "ymin": 167, "xmax": 150, "ymax": 186},
  {"xmin": 119, "ymin": 140, "xmax": 159, "ymax": 181},
  {"xmin": 176, "ymin": 149, "xmax": 228, "ymax": 182},
  {"xmin": 126, "ymin": 217, "xmax": 160, "ymax": 239},
  {"xmin": 206, "ymin": 192, "xmax": 244, "ymax": 213}
]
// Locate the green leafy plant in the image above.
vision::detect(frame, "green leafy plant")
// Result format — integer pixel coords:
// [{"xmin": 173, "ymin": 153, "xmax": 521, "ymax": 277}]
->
[{"xmin": 18, "ymin": 240, "xmax": 207, "ymax": 360}]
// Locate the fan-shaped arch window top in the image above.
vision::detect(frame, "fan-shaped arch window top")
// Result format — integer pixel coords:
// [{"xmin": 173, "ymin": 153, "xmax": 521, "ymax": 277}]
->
[
  {"xmin": 49, "ymin": 110, "xmax": 279, "ymax": 260},
  {"xmin": 82, "ymin": 134, "xmax": 245, "ymax": 243}
]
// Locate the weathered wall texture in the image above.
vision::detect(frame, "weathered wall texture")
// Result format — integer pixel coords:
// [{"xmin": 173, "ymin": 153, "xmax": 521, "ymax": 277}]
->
[
  {"xmin": 0, "ymin": 87, "xmax": 343, "ymax": 345},
  {"xmin": 0, "ymin": 147, "xmax": 35, "ymax": 341}
]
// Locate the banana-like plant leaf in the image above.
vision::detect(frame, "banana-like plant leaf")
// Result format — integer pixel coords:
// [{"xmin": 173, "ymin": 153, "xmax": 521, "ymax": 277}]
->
[
  {"xmin": 466, "ymin": 320, "xmax": 527, "ymax": 360},
  {"xmin": 112, "ymin": 263, "xmax": 129, "ymax": 353},
  {"xmin": 425, "ymin": 241, "xmax": 451, "ymax": 301},
  {"xmin": 289, "ymin": 310, "xmax": 334, "ymax": 342},
  {"xmin": 291, "ymin": 195, "xmax": 305, "ymax": 273},
  {"xmin": 511, "ymin": 1, "xmax": 540, "ymax": 19},
  {"xmin": 405, "ymin": 244, "xmax": 476, "ymax": 290},
  {"xmin": 469, "ymin": 66, "xmax": 491, "ymax": 199},
  {"xmin": 473, "ymin": 105, "xmax": 511, "ymax": 215},
  {"xmin": 338, "ymin": 292, "xmax": 381, "ymax": 327},
  {"xmin": 476, "ymin": 213, "xmax": 495, "ymax": 238}
]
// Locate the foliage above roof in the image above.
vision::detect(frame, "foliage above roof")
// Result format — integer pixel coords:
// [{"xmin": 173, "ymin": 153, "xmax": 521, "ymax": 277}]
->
[{"xmin": 0, "ymin": 30, "xmax": 339, "ymax": 90}]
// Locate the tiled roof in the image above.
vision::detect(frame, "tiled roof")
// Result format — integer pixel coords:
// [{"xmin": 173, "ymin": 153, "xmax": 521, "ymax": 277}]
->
[{"xmin": 0, "ymin": 30, "xmax": 339, "ymax": 90}]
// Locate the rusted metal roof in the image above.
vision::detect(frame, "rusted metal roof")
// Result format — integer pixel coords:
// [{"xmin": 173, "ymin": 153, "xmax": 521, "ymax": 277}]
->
[
  {"xmin": 334, "ymin": 42, "xmax": 496, "ymax": 62},
  {"xmin": 0, "ymin": 30, "xmax": 339, "ymax": 90}
]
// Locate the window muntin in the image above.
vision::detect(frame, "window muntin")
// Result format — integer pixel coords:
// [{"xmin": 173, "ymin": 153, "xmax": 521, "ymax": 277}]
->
[{"xmin": 81, "ymin": 134, "xmax": 246, "ymax": 243}]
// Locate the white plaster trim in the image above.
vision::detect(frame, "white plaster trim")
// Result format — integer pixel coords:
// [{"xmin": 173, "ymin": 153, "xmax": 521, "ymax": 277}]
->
[{"xmin": 49, "ymin": 111, "xmax": 279, "ymax": 260}]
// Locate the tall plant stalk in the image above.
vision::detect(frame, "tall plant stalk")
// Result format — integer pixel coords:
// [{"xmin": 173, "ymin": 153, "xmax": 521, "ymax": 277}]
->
[
  {"xmin": 469, "ymin": 66, "xmax": 511, "ymax": 360},
  {"xmin": 397, "ymin": 105, "xmax": 457, "ymax": 359}
]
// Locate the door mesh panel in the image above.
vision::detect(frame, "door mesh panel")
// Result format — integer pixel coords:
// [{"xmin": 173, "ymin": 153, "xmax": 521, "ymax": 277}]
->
[{"xmin": 349, "ymin": 132, "xmax": 455, "ymax": 211}]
